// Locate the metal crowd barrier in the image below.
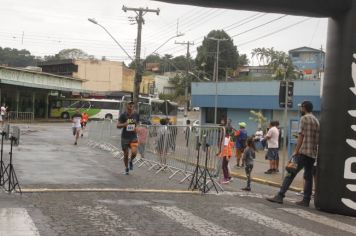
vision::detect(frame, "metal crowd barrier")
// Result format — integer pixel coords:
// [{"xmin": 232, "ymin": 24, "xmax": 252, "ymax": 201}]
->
[
  {"xmin": 86, "ymin": 120, "xmax": 124, "ymax": 159},
  {"xmin": 86, "ymin": 121, "xmax": 225, "ymax": 184},
  {"xmin": 6, "ymin": 112, "xmax": 34, "ymax": 124}
]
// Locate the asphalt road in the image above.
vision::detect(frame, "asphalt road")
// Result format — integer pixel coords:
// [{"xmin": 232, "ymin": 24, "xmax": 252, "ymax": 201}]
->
[{"xmin": 0, "ymin": 122, "xmax": 355, "ymax": 236}]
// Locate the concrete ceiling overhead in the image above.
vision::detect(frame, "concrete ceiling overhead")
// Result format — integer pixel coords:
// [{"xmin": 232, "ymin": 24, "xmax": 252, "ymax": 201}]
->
[{"xmin": 154, "ymin": 0, "xmax": 352, "ymax": 17}]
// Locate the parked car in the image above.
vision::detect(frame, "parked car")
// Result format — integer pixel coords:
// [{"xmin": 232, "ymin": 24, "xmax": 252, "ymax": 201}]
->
[
  {"xmin": 192, "ymin": 107, "xmax": 200, "ymax": 111},
  {"xmin": 192, "ymin": 120, "xmax": 200, "ymax": 126},
  {"xmin": 178, "ymin": 107, "xmax": 184, "ymax": 112}
]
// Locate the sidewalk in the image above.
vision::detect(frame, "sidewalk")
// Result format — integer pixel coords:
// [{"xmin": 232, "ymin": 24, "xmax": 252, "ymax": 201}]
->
[{"xmin": 228, "ymin": 149, "xmax": 304, "ymax": 191}]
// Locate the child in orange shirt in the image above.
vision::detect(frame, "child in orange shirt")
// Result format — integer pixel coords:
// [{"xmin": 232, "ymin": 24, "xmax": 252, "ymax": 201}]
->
[{"xmin": 220, "ymin": 133, "xmax": 234, "ymax": 184}]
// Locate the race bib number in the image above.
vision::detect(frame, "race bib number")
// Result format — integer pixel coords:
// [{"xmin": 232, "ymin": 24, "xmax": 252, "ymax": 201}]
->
[{"xmin": 127, "ymin": 124, "xmax": 135, "ymax": 131}]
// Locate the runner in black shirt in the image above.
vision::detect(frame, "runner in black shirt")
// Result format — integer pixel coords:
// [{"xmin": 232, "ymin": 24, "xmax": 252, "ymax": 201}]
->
[{"xmin": 117, "ymin": 101, "xmax": 140, "ymax": 175}]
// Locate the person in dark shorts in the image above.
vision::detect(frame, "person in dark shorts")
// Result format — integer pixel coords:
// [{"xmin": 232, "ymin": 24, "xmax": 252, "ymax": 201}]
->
[{"xmin": 117, "ymin": 101, "xmax": 140, "ymax": 175}]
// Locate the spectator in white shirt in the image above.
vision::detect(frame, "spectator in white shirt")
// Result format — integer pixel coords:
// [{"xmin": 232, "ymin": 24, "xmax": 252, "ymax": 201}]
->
[{"xmin": 264, "ymin": 121, "xmax": 280, "ymax": 174}]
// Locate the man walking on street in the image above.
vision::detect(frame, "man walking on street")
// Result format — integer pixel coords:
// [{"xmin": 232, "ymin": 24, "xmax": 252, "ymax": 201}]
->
[
  {"xmin": 117, "ymin": 101, "xmax": 140, "ymax": 175},
  {"xmin": 267, "ymin": 101, "xmax": 319, "ymax": 207}
]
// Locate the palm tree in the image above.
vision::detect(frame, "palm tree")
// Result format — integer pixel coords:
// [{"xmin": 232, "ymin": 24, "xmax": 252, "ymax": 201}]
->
[
  {"xmin": 249, "ymin": 110, "xmax": 268, "ymax": 130},
  {"xmin": 251, "ymin": 47, "xmax": 295, "ymax": 80}
]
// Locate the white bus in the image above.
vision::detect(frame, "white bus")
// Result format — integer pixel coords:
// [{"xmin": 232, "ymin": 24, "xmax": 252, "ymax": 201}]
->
[
  {"xmin": 120, "ymin": 95, "xmax": 178, "ymax": 124},
  {"xmin": 49, "ymin": 98, "xmax": 121, "ymax": 120}
]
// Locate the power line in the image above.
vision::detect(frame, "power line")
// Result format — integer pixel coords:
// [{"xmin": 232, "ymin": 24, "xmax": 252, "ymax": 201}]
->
[
  {"xmin": 238, "ymin": 18, "xmax": 312, "ymax": 47},
  {"xmin": 309, "ymin": 19, "xmax": 320, "ymax": 46},
  {"xmin": 231, "ymin": 15, "xmax": 288, "ymax": 38},
  {"xmin": 144, "ymin": 8, "xmax": 219, "ymax": 41},
  {"xmin": 156, "ymin": 13, "xmax": 275, "ymax": 56},
  {"xmin": 143, "ymin": 7, "xmax": 206, "ymax": 38}
]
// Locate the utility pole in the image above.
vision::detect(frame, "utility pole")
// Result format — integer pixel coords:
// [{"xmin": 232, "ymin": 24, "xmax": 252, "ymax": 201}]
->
[
  {"xmin": 208, "ymin": 37, "xmax": 228, "ymax": 124},
  {"xmin": 175, "ymin": 41, "xmax": 194, "ymax": 119},
  {"xmin": 122, "ymin": 6, "xmax": 160, "ymax": 107},
  {"xmin": 281, "ymin": 63, "xmax": 289, "ymax": 180}
]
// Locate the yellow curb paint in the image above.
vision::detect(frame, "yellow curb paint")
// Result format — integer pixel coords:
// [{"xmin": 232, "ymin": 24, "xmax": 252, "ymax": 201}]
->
[
  {"xmin": 229, "ymin": 172, "xmax": 302, "ymax": 192},
  {"xmin": 21, "ymin": 188, "xmax": 202, "ymax": 194}
]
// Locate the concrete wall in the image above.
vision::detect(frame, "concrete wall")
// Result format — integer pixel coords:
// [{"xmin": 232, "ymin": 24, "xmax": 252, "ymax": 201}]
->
[
  {"xmin": 74, "ymin": 60, "xmax": 123, "ymax": 92},
  {"xmin": 191, "ymin": 80, "xmax": 321, "ymax": 111},
  {"xmin": 73, "ymin": 60, "xmax": 154, "ymax": 94}
]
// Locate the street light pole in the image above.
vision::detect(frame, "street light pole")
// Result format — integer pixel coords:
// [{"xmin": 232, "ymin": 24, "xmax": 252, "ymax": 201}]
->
[
  {"xmin": 88, "ymin": 18, "xmax": 134, "ymax": 61},
  {"xmin": 208, "ymin": 37, "xmax": 228, "ymax": 124},
  {"xmin": 150, "ymin": 33, "xmax": 184, "ymax": 55}
]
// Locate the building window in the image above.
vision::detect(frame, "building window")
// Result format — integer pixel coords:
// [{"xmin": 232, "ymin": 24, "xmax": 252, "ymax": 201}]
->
[{"xmin": 205, "ymin": 107, "xmax": 227, "ymax": 124}]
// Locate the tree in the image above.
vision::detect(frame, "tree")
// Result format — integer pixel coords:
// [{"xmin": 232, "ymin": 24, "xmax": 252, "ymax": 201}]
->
[
  {"xmin": 251, "ymin": 47, "xmax": 295, "ymax": 80},
  {"xmin": 169, "ymin": 73, "xmax": 186, "ymax": 96},
  {"xmin": 57, "ymin": 48, "xmax": 90, "ymax": 59},
  {"xmin": 161, "ymin": 54, "xmax": 173, "ymax": 72},
  {"xmin": 0, "ymin": 47, "xmax": 36, "ymax": 67},
  {"xmin": 195, "ymin": 30, "xmax": 241, "ymax": 80},
  {"xmin": 237, "ymin": 54, "xmax": 249, "ymax": 66},
  {"xmin": 144, "ymin": 54, "xmax": 161, "ymax": 63},
  {"xmin": 43, "ymin": 49, "xmax": 92, "ymax": 62},
  {"xmin": 249, "ymin": 110, "xmax": 268, "ymax": 130},
  {"xmin": 171, "ymin": 55, "xmax": 191, "ymax": 71}
]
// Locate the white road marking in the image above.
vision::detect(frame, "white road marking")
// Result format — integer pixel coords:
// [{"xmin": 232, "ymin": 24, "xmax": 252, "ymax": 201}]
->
[
  {"xmin": 0, "ymin": 208, "xmax": 40, "ymax": 236},
  {"xmin": 211, "ymin": 191, "xmax": 298, "ymax": 203},
  {"xmin": 77, "ymin": 205, "xmax": 140, "ymax": 236},
  {"xmin": 281, "ymin": 208, "xmax": 356, "ymax": 234},
  {"xmin": 151, "ymin": 206, "xmax": 238, "ymax": 236},
  {"xmin": 224, "ymin": 207, "xmax": 321, "ymax": 236}
]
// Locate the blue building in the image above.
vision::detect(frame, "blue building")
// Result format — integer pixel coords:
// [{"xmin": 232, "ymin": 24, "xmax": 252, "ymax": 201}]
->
[
  {"xmin": 289, "ymin": 47, "xmax": 325, "ymax": 80},
  {"xmin": 191, "ymin": 80, "xmax": 321, "ymax": 135}
]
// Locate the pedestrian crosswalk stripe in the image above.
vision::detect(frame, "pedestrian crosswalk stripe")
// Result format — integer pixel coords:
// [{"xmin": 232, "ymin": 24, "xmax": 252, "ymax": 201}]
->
[
  {"xmin": 281, "ymin": 208, "xmax": 356, "ymax": 234},
  {"xmin": 0, "ymin": 208, "xmax": 40, "ymax": 236},
  {"xmin": 151, "ymin": 206, "xmax": 238, "ymax": 236},
  {"xmin": 224, "ymin": 207, "xmax": 321, "ymax": 236},
  {"xmin": 77, "ymin": 205, "xmax": 140, "ymax": 236}
]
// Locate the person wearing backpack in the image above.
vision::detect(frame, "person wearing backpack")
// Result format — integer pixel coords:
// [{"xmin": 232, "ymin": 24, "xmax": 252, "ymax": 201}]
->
[{"xmin": 234, "ymin": 122, "xmax": 248, "ymax": 168}]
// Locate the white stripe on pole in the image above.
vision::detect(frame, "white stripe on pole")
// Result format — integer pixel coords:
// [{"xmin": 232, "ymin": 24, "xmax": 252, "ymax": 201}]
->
[
  {"xmin": 151, "ymin": 206, "xmax": 238, "ymax": 236},
  {"xmin": 224, "ymin": 207, "xmax": 321, "ymax": 236},
  {"xmin": 280, "ymin": 208, "xmax": 356, "ymax": 234}
]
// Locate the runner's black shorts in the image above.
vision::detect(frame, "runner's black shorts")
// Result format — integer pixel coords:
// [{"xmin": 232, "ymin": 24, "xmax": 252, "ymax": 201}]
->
[{"xmin": 121, "ymin": 139, "xmax": 138, "ymax": 151}]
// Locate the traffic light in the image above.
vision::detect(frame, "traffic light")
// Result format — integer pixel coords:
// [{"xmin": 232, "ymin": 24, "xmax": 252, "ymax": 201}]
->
[{"xmin": 279, "ymin": 81, "xmax": 294, "ymax": 108}]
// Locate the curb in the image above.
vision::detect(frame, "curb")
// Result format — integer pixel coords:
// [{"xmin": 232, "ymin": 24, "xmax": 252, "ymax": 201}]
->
[{"xmin": 229, "ymin": 171, "xmax": 303, "ymax": 192}]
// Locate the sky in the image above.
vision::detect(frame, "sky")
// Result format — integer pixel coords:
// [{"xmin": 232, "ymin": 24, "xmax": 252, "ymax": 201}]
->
[{"xmin": 0, "ymin": 0, "xmax": 328, "ymax": 65}]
